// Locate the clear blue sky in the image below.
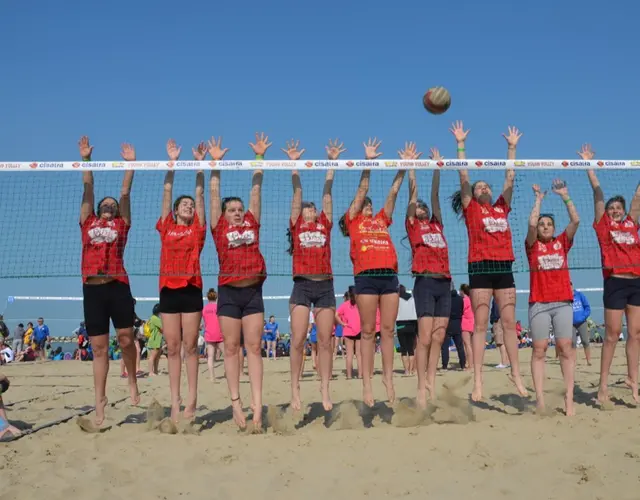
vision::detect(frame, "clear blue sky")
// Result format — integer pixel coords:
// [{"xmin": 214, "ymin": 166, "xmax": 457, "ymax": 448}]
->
[{"xmin": 1, "ymin": 0, "xmax": 638, "ymax": 334}]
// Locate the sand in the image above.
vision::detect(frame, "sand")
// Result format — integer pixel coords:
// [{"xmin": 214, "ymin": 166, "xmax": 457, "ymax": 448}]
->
[{"xmin": 1, "ymin": 347, "xmax": 639, "ymax": 500}]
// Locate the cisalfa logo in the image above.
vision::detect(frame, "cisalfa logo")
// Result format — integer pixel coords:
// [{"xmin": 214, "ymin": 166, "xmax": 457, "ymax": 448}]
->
[
  {"xmin": 167, "ymin": 161, "xmax": 175, "ymax": 169},
  {"xmin": 209, "ymin": 161, "xmax": 216, "ymax": 167},
  {"xmin": 597, "ymin": 161, "xmax": 604, "ymax": 167},
  {"xmin": 29, "ymin": 162, "xmax": 37, "ymax": 169},
  {"xmin": 72, "ymin": 162, "xmax": 80, "ymax": 168},
  {"xmin": 305, "ymin": 161, "xmax": 313, "ymax": 168},
  {"xmin": 346, "ymin": 161, "xmax": 354, "ymax": 168},
  {"xmin": 437, "ymin": 161, "xmax": 444, "ymax": 168},
  {"xmin": 562, "ymin": 161, "xmax": 569, "ymax": 167},
  {"xmin": 475, "ymin": 161, "xmax": 483, "ymax": 167}
]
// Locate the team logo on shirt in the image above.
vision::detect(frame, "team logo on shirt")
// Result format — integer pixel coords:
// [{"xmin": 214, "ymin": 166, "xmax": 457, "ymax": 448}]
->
[
  {"xmin": 299, "ymin": 231, "xmax": 327, "ymax": 248},
  {"xmin": 611, "ymin": 231, "xmax": 637, "ymax": 245},
  {"xmin": 421, "ymin": 232, "xmax": 446, "ymax": 248},
  {"xmin": 482, "ymin": 217, "xmax": 508, "ymax": 233},
  {"xmin": 167, "ymin": 227, "xmax": 193, "ymax": 238},
  {"xmin": 226, "ymin": 229, "xmax": 256, "ymax": 248},
  {"xmin": 359, "ymin": 218, "xmax": 388, "ymax": 236},
  {"xmin": 553, "ymin": 241, "xmax": 562, "ymax": 251},
  {"xmin": 88, "ymin": 221, "xmax": 118, "ymax": 244},
  {"xmin": 494, "ymin": 207, "xmax": 504, "ymax": 214},
  {"xmin": 537, "ymin": 241, "xmax": 547, "ymax": 252},
  {"xmin": 624, "ymin": 220, "xmax": 634, "ymax": 228},
  {"xmin": 537, "ymin": 254, "xmax": 564, "ymax": 270}
]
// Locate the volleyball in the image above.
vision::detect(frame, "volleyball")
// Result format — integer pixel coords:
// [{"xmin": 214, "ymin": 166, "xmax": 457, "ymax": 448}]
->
[{"xmin": 423, "ymin": 86, "xmax": 451, "ymax": 115}]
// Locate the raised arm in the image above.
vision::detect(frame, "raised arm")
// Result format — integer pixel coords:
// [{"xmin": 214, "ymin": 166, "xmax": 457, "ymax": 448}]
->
[
  {"xmin": 78, "ymin": 136, "xmax": 94, "ymax": 225},
  {"xmin": 399, "ymin": 141, "xmax": 422, "ymax": 221},
  {"xmin": 162, "ymin": 139, "xmax": 180, "ymax": 221},
  {"xmin": 580, "ymin": 144, "xmax": 605, "ymax": 223},
  {"xmin": 383, "ymin": 170, "xmax": 406, "ymax": 220},
  {"xmin": 119, "ymin": 143, "xmax": 136, "ymax": 226},
  {"xmin": 248, "ymin": 132, "xmax": 271, "ymax": 223},
  {"xmin": 282, "ymin": 139, "xmax": 306, "ymax": 225},
  {"xmin": 450, "ymin": 121, "xmax": 472, "ymax": 210},
  {"xmin": 501, "ymin": 126, "xmax": 523, "ymax": 207},
  {"xmin": 348, "ymin": 137, "xmax": 381, "ymax": 219},
  {"xmin": 323, "ymin": 138, "xmax": 345, "ymax": 223},
  {"xmin": 628, "ymin": 183, "xmax": 640, "ymax": 223},
  {"xmin": 552, "ymin": 179, "xmax": 579, "ymax": 240},
  {"xmin": 526, "ymin": 184, "xmax": 546, "ymax": 247},
  {"xmin": 207, "ymin": 137, "xmax": 229, "ymax": 229},
  {"xmin": 429, "ymin": 148, "xmax": 443, "ymax": 223},
  {"xmin": 192, "ymin": 142, "xmax": 207, "ymax": 225}
]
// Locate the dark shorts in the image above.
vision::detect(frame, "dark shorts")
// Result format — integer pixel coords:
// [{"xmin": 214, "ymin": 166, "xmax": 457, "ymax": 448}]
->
[
  {"xmin": 603, "ymin": 277, "xmax": 640, "ymax": 310},
  {"xmin": 289, "ymin": 278, "xmax": 336, "ymax": 309},
  {"xmin": 345, "ymin": 333, "xmax": 362, "ymax": 341},
  {"xmin": 354, "ymin": 270, "xmax": 399, "ymax": 296},
  {"xmin": 83, "ymin": 280, "xmax": 135, "ymax": 336},
  {"xmin": 159, "ymin": 285, "xmax": 204, "ymax": 314},
  {"xmin": 413, "ymin": 276, "xmax": 452, "ymax": 318},
  {"xmin": 468, "ymin": 260, "xmax": 515, "ymax": 290},
  {"xmin": 0, "ymin": 376, "xmax": 9, "ymax": 395},
  {"xmin": 397, "ymin": 320, "xmax": 418, "ymax": 356},
  {"xmin": 218, "ymin": 283, "xmax": 264, "ymax": 319}
]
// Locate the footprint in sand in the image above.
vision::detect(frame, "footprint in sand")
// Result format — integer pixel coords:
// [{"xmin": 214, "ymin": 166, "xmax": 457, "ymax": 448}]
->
[
  {"xmin": 391, "ymin": 399, "xmax": 434, "ymax": 428},
  {"xmin": 332, "ymin": 400, "xmax": 363, "ymax": 430},
  {"xmin": 267, "ymin": 405, "xmax": 297, "ymax": 435},
  {"xmin": 146, "ymin": 399, "xmax": 165, "ymax": 431},
  {"xmin": 76, "ymin": 416, "xmax": 111, "ymax": 433}
]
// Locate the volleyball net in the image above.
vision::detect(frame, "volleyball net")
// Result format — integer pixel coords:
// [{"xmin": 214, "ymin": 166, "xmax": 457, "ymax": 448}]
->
[{"xmin": 0, "ymin": 159, "xmax": 637, "ymax": 280}]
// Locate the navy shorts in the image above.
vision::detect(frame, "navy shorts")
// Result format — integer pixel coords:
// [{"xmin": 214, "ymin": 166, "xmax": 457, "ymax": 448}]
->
[
  {"xmin": 83, "ymin": 280, "xmax": 135, "ymax": 336},
  {"xmin": 159, "ymin": 285, "xmax": 204, "ymax": 314},
  {"xmin": 218, "ymin": 283, "xmax": 264, "ymax": 319},
  {"xmin": 354, "ymin": 270, "xmax": 399, "ymax": 296},
  {"xmin": 603, "ymin": 277, "xmax": 640, "ymax": 310},
  {"xmin": 468, "ymin": 260, "xmax": 515, "ymax": 290},
  {"xmin": 413, "ymin": 276, "xmax": 452, "ymax": 318},
  {"xmin": 289, "ymin": 278, "xmax": 336, "ymax": 309}
]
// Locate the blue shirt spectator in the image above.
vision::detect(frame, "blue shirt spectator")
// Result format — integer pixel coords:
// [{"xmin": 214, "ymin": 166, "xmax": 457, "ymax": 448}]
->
[{"xmin": 572, "ymin": 285, "xmax": 591, "ymax": 325}]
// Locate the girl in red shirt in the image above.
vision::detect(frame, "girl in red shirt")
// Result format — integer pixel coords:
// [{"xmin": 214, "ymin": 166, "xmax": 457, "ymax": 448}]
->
[
  {"xmin": 158, "ymin": 139, "xmax": 207, "ymax": 424},
  {"xmin": 525, "ymin": 180, "xmax": 580, "ymax": 416},
  {"xmin": 404, "ymin": 143, "xmax": 451, "ymax": 408},
  {"xmin": 582, "ymin": 144, "xmax": 640, "ymax": 405},
  {"xmin": 338, "ymin": 137, "xmax": 405, "ymax": 408},
  {"xmin": 285, "ymin": 138, "xmax": 342, "ymax": 413},
  {"xmin": 449, "ymin": 121, "xmax": 527, "ymax": 402},
  {"xmin": 209, "ymin": 133, "xmax": 268, "ymax": 432},
  {"xmin": 78, "ymin": 136, "xmax": 139, "ymax": 430}
]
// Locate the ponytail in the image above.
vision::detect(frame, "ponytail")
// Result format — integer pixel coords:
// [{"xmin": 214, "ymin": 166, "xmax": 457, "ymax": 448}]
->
[
  {"xmin": 286, "ymin": 228, "xmax": 294, "ymax": 255},
  {"xmin": 451, "ymin": 190, "xmax": 463, "ymax": 217},
  {"xmin": 339, "ymin": 214, "xmax": 349, "ymax": 237}
]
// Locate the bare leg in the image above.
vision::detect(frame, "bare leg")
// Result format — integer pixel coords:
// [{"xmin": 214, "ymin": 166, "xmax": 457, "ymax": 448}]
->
[
  {"xmin": 344, "ymin": 337, "xmax": 355, "ymax": 378},
  {"xmin": 598, "ymin": 309, "xmax": 623, "ymax": 405},
  {"xmin": 135, "ymin": 339, "xmax": 141, "ymax": 373},
  {"xmin": 220, "ymin": 316, "xmax": 246, "ymax": 429},
  {"xmin": 530, "ymin": 339, "xmax": 548, "ymax": 412},
  {"xmin": 494, "ymin": 288, "xmax": 527, "ymax": 397},
  {"xmin": 624, "ymin": 305, "xmax": 640, "ymax": 404},
  {"xmin": 428, "ymin": 318, "xmax": 448, "ymax": 397},
  {"xmin": 416, "ymin": 317, "xmax": 433, "ymax": 409},
  {"xmin": 583, "ymin": 345, "xmax": 592, "ymax": 366},
  {"xmin": 90, "ymin": 334, "xmax": 110, "ymax": 426},
  {"xmin": 315, "ymin": 307, "xmax": 335, "ymax": 411},
  {"xmin": 243, "ymin": 312, "xmax": 265, "ymax": 430},
  {"xmin": 379, "ymin": 293, "xmax": 399, "ymax": 404},
  {"xmin": 181, "ymin": 312, "xmax": 201, "ymax": 420},
  {"xmin": 356, "ymin": 294, "xmax": 379, "ymax": 407},
  {"xmin": 117, "ymin": 327, "xmax": 140, "ymax": 406},
  {"xmin": 462, "ymin": 330, "xmax": 474, "ymax": 371},
  {"xmin": 556, "ymin": 338, "xmax": 576, "ymax": 416},
  {"xmin": 355, "ymin": 339, "xmax": 362, "ymax": 379},
  {"xmin": 207, "ymin": 343, "xmax": 215, "ymax": 381},
  {"xmin": 162, "ymin": 313, "xmax": 184, "ymax": 422},
  {"xmin": 289, "ymin": 304, "xmax": 310, "ymax": 411},
  {"xmin": 470, "ymin": 289, "xmax": 492, "ymax": 401}
]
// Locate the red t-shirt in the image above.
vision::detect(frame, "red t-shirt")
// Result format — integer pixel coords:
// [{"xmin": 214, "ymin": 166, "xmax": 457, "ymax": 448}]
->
[
  {"xmin": 345, "ymin": 209, "xmax": 398, "ymax": 275},
  {"xmin": 526, "ymin": 231, "xmax": 573, "ymax": 303},
  {"xmin": 212, "ymin": 211, "xmax": 266, "ymax": 286},
  {"xmin": 290, "ymin": 211, "xmax": 333, "ymax": 276},
  {"xmin": 463, "ymin": 195, "xmax": 515, "ymax": 263},
  {"xmin": 594, "ymin": 213, "xmax": 640, "ymax": 278},
  {"xmin": 405, "ymin": 215, "xmax": 450, "ymax": 277},
  {"xmin": 156, "ymin": 213, "xmax": 206, "ymax": 290},
  {"xmin": 80, "ymin": 213, "xmax": 129, "ymax": 284}
]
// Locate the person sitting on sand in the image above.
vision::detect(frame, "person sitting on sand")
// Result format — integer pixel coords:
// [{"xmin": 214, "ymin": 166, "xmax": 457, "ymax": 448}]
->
[{"xmin": 0, "ymin": 374, "xmax": 21, "ymax": 439}]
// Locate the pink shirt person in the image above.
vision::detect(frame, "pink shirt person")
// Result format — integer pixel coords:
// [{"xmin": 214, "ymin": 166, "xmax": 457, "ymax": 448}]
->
[
  {"xmin": 203, "ymin": 302, "xmax": 223, "ymax": 343},
  {"xmin": 461, "ymin": 295, "xmax": 474, "ymax": 333},
  {"xmin": 337, "ymin": 301, "xmax": 361, "ymax": 338}
]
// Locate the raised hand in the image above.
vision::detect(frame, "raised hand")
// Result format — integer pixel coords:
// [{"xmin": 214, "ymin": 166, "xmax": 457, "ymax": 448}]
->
[
  {"xmin": 207, "ymin": 137, "xmax": 229, "ymax": 161},
  {"xmin": 120, "ymin": 143, "xmax": 136, "ymax": 161},
  {"xmin": 551, "ymin": 178, "xmax": 569, "ymax": 197},
  {"xmin": 281, "ymin": 139, "xmax": 305, "ymax": 160},
  {"xmin": 363, "ymin": 137, "xmax": 382, "ymax": 159},
  {"xmin": 326, "ymin": 138, "xmax": 346, "ymax": 160},
  {"xmin": 429, "ymin": 147, "xmax": 443, "ymax": 161},
  {"xmin": 166, "ymin": 139, "xmax": 181, "ymax": 161},
  {"xmin": 192, "ymin": 142, "xmax": 207, "ymax": 161},
  {"xmin": 449, "ymin": 121, "xmax": 470, "ymax": 143},
  {"xmin": 503, "ymin": 126, "xmax": 523, "ymax": 148},
  {"xmin": 397, "ymin": 141, "xmax": 423, "ymax": 160},
  {"xmin": 249, "ymin": 132, "xmax": 272, "ymax": 156},
  {"xmin": 577, "ymin": 143, "xmax": 595, "ymax": 160},
  {"xmin": 532, "ymin": 184, "xmax": 546, "ymax": 200},
  {"xmin": 78, "ymin": 136, "xmax": 93, "ymax": 160}
]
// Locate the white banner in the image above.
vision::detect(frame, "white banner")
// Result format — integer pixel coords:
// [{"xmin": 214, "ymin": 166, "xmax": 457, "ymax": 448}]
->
[{"xmin": 0, "ymin": 159, "xmax": 638, "ymax": 171}]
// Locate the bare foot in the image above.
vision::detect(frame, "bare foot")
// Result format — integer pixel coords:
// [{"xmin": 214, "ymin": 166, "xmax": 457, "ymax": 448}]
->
[
  {"xmin": 425, "ymin": 381, "xmax": 435, "ymax": 401},
  {"xmin": 471, "ymin": 382, "xmax": 483, "ymax": 402},
  {"xmin": 0, "ymin": 424, "xmax": 21, "ymax": 440},
  {"xmin": 183, "ymin": 402, "xmax": 196, "ymax": 421},
  {"xmin": 564, "ymin": 393, "xmax": 575, "ymax": 416},
  {"xmin": 362, "ymin": 383, "xmax": 375, "ymax": 408},
  {"xmin": 624, "ymin": 377, "xmax": 639, "ymax": 404},
  {"xmin": 252, "ymin": 404, "xmax": 263, "ymax": 433},
  {"xmin": 170, "ymin": 398, "xmax": 182, "ymax": 423},
  {"xmin": 416, "ymin": 387, "xmax": 427, "ymax": 410},
  {"xmin": 320, "ymin": 386, "xmax": 333, "ymax": 412},
  {"xmin": 94, "ymin": 396, "xmax": 108, "ymax": 427},
  {"xmin": 291, "ymin": 383, "xmax": 302, "ymax": 412},
  {"xmin": 231, "ymin": 398, "xmax": 247, "ymax": 430},
  {"xmin": 129, "ymin": 381, "xmax": 140, "ymax": 406},
  {"xmin": 382, "ymin": 376, "xmax": 395, "ymax": 404},
  {"xmin": 507, "ymin": 373, "xmax": 529, "ymax": 397},
  {"xmin": 596, "ymin": 388, "xmax": 614, "ymax": 410}
]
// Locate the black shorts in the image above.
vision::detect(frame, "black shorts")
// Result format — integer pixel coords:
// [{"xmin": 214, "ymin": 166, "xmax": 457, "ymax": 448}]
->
[
  {"xmin": 289, "ymin": 278, "xmax": 336, "ymax": 309},
  {"xmin": 468, "ymin": 260, "xmax": 515, "ymax": 290},
  {"xmin": 413, "ymin": 276, "xmax": 452, "ymax": 318},
  {"xmin": 345, "ymin": 333, "xmax": 362, "ymax": 341},
  {"xmin": 83, "ymin": 280, "xmax": 135, "ymax": 336},
  {"xmin": 396, "ymin": 320, "xmax": 418, "ymax": 356},
  {"xmin": 354, "ymin": 270, "xmax": 399, "ymax": 296},
  {"xmin": 159, "ymin": 285, "xmax": 203, "ymax": 314},
  {"xmin": 218, "ymin": 283, "xmax": 264, "ymax": 319},
  {"xmin": 603, "ymin": 277, "xmax": 640, "ymax": 310}
]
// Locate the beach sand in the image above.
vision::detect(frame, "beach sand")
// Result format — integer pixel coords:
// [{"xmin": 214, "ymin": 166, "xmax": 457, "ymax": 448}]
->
[{"xmin": 1, "ymin": 346, "xmax": 639, "ymax": 500}]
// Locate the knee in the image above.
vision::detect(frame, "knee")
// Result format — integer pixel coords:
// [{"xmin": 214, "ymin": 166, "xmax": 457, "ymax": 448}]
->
[
  {"xmin": 604, "ymin": 327, "xmax": 620, "ymax": 343},
  {"xmin": 317, "ymin": 336, "xmax": 332, "ymax": 350},
  {"xmin": 183, "ymin": 343, "xmax": 198, "ymax": 356},
  {"xmin": 380, "ymin": 323, "xmax": 395, "ymax": 337},
  {"xmin": 532, "ymin": 346, "xmax": 547, "ymax": 359},
  {"xmin": 224, "ymin": 342, "xmax": 240, "ymax": 357},
  {"xmin": 244, "ymin": 341, "xmax": 262, "ymax": 356},
  {"xmin": 166, "ymin": 341, "xmax": 181, "ymax": 357},
  {"xmin": 292, "ymin": 337, "xmax": 306, "ymax": 351},
  {"xmin": 360, "ymin": 322, "xmax": 376, "ymax": 337},
  {"xmin": 431, "ymin": 331, "xmax": 445, "ymax": 347},
  {"xmin": 92, "ymin": 344, "xmax": 108, "ymax": 358},
  {"xmin": 117, "ymin": 333, "xmax": 133, "ymax": 349}
]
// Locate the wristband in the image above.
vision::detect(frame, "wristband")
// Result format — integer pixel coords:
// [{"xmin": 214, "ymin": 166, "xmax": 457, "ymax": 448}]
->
[
  {"xmin": 563, "ymin": 197, "xmax": 572, "ymax": 205},
  {"xmin": 255, "ymin": 154, "xmax": 264, "ymax": 160},
  {"xmin": 457, "ymin": 148, "xmax": 465, "ymax": 152},
  {"xmin": 82, "ymin": 158, "xmax": 91, "ymax": 162}
]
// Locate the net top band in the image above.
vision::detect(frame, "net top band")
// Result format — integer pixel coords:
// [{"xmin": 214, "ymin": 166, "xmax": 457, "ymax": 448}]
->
[{"xmin": 0, "ymin": 159, "xmax": 638, "ymax": 171}]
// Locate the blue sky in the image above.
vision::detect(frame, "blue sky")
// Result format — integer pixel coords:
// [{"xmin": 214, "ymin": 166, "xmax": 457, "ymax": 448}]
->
[{"xmin": 1, "ymin": 0, "xmax": 638, "ymax": 334}]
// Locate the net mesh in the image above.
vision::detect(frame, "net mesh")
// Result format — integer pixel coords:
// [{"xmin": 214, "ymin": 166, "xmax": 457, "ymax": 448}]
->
[{"xmin": 0, "ymin": 166, "xmax": 633, "ymax": 280}]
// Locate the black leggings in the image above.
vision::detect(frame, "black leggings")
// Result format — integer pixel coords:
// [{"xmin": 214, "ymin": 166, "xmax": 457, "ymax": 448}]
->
[
  {"xmin": 396, "ymin": 321, "xmax": 417, "ymax": 356},
  {"xmin": 441, "ymin": 331, "xmax": 466, "ymax": 369}
]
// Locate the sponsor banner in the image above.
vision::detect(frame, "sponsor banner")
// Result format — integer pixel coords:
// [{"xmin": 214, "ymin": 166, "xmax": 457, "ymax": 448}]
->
[{"xmin": 1, "ymin": 160, "xmax": 639, "ymax": 171}]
